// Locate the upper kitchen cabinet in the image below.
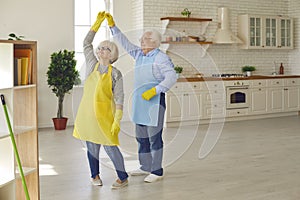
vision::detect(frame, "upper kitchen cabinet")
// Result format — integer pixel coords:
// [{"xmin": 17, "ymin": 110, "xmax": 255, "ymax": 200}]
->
[{"xmin": 238, "ymin": 14, "xmax": 293, "ymax": 49}]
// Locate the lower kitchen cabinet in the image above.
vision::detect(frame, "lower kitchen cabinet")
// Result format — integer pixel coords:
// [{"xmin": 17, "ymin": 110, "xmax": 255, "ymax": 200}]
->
[
  {"xmin": 165, "ymin": 82, "xmax": 202, "ymax": 122},
  {"xmin": 249, "ymin": 80, "xmax": 268, "ymax": 114},
  {"xmin": 165, "ymin": 77, "xmax": 300, "ymax": 126},
  {"xmin": 283, "ymin": 78, "xmax": 300, "ymax": 111},
  {"xmin": 284, "ymin": 86, "xmax": 300, "ymax": 111},
  {"xmin": 267, "ymin": 87, "xmax": 284, "ymax": 112},
  {"xmin": 250, "ymin": 87, "xmax": 268, "ymax": 114}
]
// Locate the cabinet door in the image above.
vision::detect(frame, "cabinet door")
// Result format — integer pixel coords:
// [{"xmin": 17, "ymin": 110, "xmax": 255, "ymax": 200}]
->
[
  {"xmin": 268, "ymin": 87, "xmax": 284, "ymax": 112},
  {"xmin": 284, "ymin": 87, "xmax": 299, "ymax": 111},
  {"xmin": 278, "ymin": 18, "xmax": 293, "ymax": 49},
  {"xmin": 249, "ymin": 16, "xmax": 263, "ymax": 48},
  {"xmin": 264, "ymin": 17, "xmax": 277, "ymax": 48},
  {"xmin": 166, "ymin": 93, "xmax": 182, "ymax": 122},
  {"xmin": 250, "ymin": 88, "xmax": 268, "ymax": 114},
  {"xmin": 182, "ymin": 93, "xmax": 201, "ymax": 120}
]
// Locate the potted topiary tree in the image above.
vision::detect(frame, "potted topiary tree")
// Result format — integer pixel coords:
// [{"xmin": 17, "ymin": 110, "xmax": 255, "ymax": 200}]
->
[{"xmin": 47, "ymin": 49, "xmax": 80, "ymax": 130}]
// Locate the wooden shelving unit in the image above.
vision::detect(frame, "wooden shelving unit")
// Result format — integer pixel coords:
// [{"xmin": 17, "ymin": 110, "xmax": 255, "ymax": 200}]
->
[
  {"xmin": 161, "ymin": 41, "xmax": 213, "ymax": 45},
  {"xmin": 160, "ymin": 17, "xmax": 212, "ymax": 22},
  {"xmin": 0, "ymin": 40, "xmax": 39, "ymax": 200},
  {"xmin": 160, "ymin": 16, "xmax": 213, "ymax": 56}
]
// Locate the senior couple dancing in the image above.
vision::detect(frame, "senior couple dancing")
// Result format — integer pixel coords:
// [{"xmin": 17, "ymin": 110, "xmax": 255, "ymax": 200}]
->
[{"xmin": 73, "ymin": 11, "xmax": 177, "ymax": 189}]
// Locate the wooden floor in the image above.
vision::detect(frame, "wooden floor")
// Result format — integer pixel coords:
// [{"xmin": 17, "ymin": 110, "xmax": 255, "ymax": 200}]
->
[{"xmin": 39, "ymin": 116, "xmax": 300, "ymax": 200}]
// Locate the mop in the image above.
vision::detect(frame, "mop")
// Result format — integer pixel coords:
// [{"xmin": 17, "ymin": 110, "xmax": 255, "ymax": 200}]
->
[{"xmin": 1, "ymin": 94, "xmax": 30, "ymax": 200}]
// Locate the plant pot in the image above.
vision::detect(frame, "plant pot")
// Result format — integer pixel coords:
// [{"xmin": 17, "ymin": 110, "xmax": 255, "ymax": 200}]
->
[
  {"xmin": 52, "ymin": 117, "xmax": 68, "ymax": 130},
  {"xmin": 246, "ymin": 71, "xmax": 252, "ymax": 77}
]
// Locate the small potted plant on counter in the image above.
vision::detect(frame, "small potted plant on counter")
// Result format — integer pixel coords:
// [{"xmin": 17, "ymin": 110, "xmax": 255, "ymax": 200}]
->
[
  {"xmin": 174, "ymin": 65, "xmax": 183, "ymax": 78},
  {"xmin": 242, "ymin": 65, "xmax": 256, "ymax": 76}
]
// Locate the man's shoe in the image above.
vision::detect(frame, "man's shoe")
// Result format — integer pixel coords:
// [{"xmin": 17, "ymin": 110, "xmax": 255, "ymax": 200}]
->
[
  {"xmin": 129, "ymin": 168, "xmax": 150, "ymax": 176},
  {"xmin": 91, "ymin": 177, "xmax": 103, "ymax": 186},
  {"xmin": 144, "ymin": 174, "xmax": 163, "ymax": 183},
  {"xmin": 111, "ymin": 179, "xmax": 128, "ymax": 189}
]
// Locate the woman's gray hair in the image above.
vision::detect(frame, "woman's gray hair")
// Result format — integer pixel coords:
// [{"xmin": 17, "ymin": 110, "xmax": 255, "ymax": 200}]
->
[
  {"xmin": 97, "ymin": 40, "xmax": 119, "ymax": 64},
  {"xmin": 144, "ymin": 29, "xmax": 162, "ymax": 48}
]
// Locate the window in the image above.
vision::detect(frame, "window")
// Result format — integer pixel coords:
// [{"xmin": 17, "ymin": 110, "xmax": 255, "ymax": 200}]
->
[{"xmin": 74, "ymin": 0, "xmax": 112, "ymax": 80}]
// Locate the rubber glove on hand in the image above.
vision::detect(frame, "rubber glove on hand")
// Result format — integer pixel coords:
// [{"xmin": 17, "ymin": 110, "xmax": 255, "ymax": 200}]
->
[
  {"xmin": 105, "ymin": 13, "xmax": 115, "ymax": 27},
  {"xmin": 111, "ymin": 109, "xmax": 123, "ymax": 136},
  {"xmin": 142, "ymin": 87, "xmax": 156, "ymax": 101},
  {"xmin": 91, "ymin": 11, "xmax": 106, "ymax": 32}
]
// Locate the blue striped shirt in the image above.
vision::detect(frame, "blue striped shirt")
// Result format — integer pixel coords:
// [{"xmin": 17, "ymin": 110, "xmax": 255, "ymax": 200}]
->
[{"xmin": 110, "ymin": 26, "xmax": 177, "ymax": 94}]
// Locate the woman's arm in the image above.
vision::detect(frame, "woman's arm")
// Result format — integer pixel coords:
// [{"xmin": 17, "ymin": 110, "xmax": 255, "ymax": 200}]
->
[
  {"xmin": 112, "ymin": 67, "xmax": 124, "ymax": 110},
  {"xmin": 83, "ymin": 31, "xmax": 98, "ymax": 77}
]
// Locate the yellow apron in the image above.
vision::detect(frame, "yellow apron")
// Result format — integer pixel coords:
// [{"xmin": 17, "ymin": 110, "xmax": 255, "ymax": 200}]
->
[{"xmin": 73, "ymin": 63, "xmax": 119, "ymax": 145}]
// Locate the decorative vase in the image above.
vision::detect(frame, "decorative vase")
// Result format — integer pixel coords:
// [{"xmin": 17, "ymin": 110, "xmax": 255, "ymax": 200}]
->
[{"xmin": 52, "ymin": 117, "xmax": 68, "ymax": 130}]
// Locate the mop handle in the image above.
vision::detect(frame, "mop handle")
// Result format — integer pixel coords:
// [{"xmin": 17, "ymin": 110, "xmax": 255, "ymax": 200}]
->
[{"xmin": 0, "ymin": 94, "xmax": 31, "ymax": 200}]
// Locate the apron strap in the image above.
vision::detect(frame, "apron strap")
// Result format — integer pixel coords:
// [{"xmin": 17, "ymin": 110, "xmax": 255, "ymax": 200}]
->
[{"xmin": 93, "ymin": 62, "xmax": 100, "ymax": 72}]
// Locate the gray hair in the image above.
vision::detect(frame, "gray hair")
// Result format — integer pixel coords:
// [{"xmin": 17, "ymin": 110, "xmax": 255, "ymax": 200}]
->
[
  {"xmin": 97, "ymin": 40, "xmax": 119, "ymax": 64},
  {"xmin": 144, "ymin": 29, "xmax": 162, "ymax": 48}
]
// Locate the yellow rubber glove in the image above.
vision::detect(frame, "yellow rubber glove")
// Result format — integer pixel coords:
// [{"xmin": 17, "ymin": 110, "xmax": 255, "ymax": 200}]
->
[
  {"xmin": 91, "ymin": 11, "xmax": 106, "ymax": 32},
  {"xmin": 142, "ymin": 87, "xmax": 156, "ymax": 101},
  {"xmin": 111, "ymin": 109, "xmax": 123, "ymax": 136},
  {"xmin": 105, "ymin": 13, "xmax": 115, "ymax": 27}
]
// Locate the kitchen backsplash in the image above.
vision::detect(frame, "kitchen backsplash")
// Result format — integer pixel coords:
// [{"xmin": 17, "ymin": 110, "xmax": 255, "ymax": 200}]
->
[{"xmin": 131, "ymin": 0, "xmax": 300, "ymax": 76}]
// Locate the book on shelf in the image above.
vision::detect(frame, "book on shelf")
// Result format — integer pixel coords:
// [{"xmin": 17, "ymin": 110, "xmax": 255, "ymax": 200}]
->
[
  {"xmin": 14, "ymin": 58, "xmax": 22, "ymax": 86},
  {"xmin": 14, "ymin": 49, "xmax": 32, "ymax": 85}
]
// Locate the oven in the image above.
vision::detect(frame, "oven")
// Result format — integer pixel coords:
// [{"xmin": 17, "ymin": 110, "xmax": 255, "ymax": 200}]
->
[{"xmin": 226, "ymin": 81, "xmax": 249, "ymax": 109}]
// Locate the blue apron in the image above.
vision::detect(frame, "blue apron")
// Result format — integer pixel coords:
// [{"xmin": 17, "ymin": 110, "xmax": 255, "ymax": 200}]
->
[{"xmin": 132, "ymin": 49, "xmax": 160, "ymax": 126}]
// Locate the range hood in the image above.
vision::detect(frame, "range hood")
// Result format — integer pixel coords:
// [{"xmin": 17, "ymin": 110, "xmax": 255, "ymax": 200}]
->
[{"xmin": 213, "ymin": 7, "xmax": 242, "ymax": 44}]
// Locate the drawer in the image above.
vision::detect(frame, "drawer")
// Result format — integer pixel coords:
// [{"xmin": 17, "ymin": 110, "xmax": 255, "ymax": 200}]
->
[
  {"xmin": 203, "ymin": 91, "xmax": 226, "ymax": 102},
  {"xmin": 205, "ymin": 81, "xmax": 225, "ymax": 90},
  {"xmin": 267, "ymin": 79, "xmax": 284, "ymax": 87},
  {"xmin": 171, "ymin": 82, "xmax": 204, "ymax": 93},
  {"xmin": 226, "ymin": 108, "xmax": 248, "ymax": 117},
  {"xmin": 189, "ymin": 82, "xmax": 203, "ymax": 91},
  {"xmin": 285, "ymin": 78, "xmax": 300, "ymax": 86},
  {"xmin": 251, "ymin": 80, "xmax": 267, "ymax": 88},
  {"xmin": 170, "ymin": 82, "xmax": 183, "ymax": 92}
]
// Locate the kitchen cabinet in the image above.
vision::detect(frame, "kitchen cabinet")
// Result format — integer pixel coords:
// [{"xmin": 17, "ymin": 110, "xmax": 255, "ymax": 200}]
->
[
  {"xmin": 283, "ymin": 78, "xmax": 300, "ymax": 111},
  {"xmin": 249, "ymin": 80, "xmax": 268, "ymax": 114},
  {"xmin": 201, "ymin": 81, "xmax": 226, "ymax": 119},
  {"xmin": 238, "ymin": 14, "xmax": 293, "ymax": 49},
  {"xmin": 0, "ymin": 40, "xmax": 39, "ymax": 200},
  {"xmin": 166, "ymin": 82, "xmax": 202, "ymax": 122},
  {"xmin": 267, "ymin": 79, "xmax": 284, "ymax": 113},
  {"xmin": 166, "ymin": 77, "xmax": 300, "ymax": 126}
]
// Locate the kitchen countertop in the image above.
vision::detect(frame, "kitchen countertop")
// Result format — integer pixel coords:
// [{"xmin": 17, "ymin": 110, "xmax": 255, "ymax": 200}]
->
[{"xmin": 177, "ymin": 75, "xmax": 300, "ymax": 82}]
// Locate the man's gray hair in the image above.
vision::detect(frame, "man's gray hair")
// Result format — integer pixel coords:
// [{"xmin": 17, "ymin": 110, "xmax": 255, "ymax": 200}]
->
[{"xmin": 144, "ymin": 29, "xmax": 162, "ymax": 48}]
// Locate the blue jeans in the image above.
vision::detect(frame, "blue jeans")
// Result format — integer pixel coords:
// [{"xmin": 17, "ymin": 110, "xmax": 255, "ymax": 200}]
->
[
  {"xmin": 86, "ymin": 141, "xmax": 128, "ymax": 181},
  {"xmin": 136, "ymin": 93, "xmax": 165, "ymax": 176}
]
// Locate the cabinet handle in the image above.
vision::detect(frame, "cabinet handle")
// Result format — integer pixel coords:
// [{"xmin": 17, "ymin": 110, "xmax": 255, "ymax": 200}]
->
[
  {"xmin": 259, "ymin": 88, "xmax": 261, "ymax": 91},
  {"xmin": 258, "ymin": 82, "xmax": 261, "ymax": 85},
  {"xmin": 284, "ymin": 88, "xmax": 288, "ymax": 91},
  {"xmin": 276, "ymin": 81, "xmax": 279, "ymax": 84},
  {"xmin": 292, "ymin": 81, "xmax": 295, "ymax": 83},
  {"xmin": 237, "ymin": 111, "xmax": 240, "ymax": 114}
]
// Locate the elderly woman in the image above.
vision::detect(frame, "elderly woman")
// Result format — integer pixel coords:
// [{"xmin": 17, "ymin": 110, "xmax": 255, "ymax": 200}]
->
[
  {"xmin": 73, "ymin": 11, "xmax": 128, "ymax": 189},
  {"xmin": 105, "ymin": 13, "xmax": 177, "ymax": 183}
]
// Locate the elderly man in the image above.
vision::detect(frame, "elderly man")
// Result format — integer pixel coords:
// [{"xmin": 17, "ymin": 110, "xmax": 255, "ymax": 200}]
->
[{"xmin": 105, "ymin": 13, "xmax": 177, "ymax": 183}]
